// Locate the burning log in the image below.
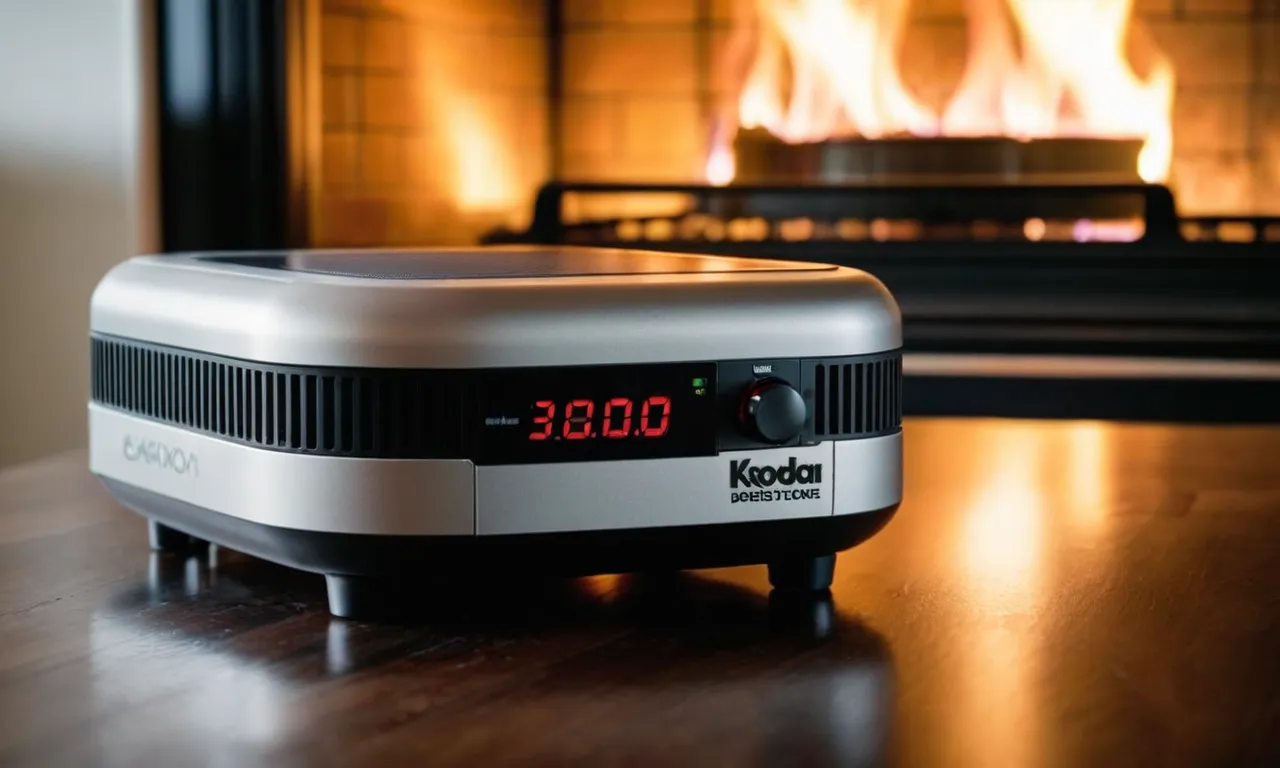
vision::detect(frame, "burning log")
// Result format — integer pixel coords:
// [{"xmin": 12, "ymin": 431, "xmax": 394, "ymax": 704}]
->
[
  {"xmin": 731, "ymin": 128, "xmax": 1145, "ymax": 185},
  {"xmin": 706, "ymin": 0, "xmax": 1174, "ymax": 185}
]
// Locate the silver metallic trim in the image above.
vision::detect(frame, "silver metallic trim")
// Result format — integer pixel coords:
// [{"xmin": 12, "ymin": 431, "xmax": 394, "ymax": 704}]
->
[
  {"xmin": 89, "ymin": 405, "xmax": 476, "ymax": 535},
  {"xmin": 833, "ymin": 434, "xmax": 903, "ymax": 515},
  {"xmin": 88, "ymin": 247, "xmax": 902, "ymax": 368},
  {"xmin": 476, "ymin": 435, "xmax": 901, "ymax": 535},
  {"xmin": 90, "ymin": 406, "xmax": 902, "ymax": 538},
  {"xmin": 904, "ymin": 353, "xmax": 1280, "ymax": 380}
]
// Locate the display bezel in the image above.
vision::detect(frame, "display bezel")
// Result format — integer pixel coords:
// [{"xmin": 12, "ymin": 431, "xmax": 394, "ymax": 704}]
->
[{"xmin": 468, "ymin": 361, "xmax": 719, "ymax": 466}]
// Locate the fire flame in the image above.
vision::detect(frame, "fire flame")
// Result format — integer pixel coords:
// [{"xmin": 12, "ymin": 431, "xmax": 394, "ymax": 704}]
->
[{"xmin": 710, "ymin": 0, "xmax": 1175, "ymax": 183}]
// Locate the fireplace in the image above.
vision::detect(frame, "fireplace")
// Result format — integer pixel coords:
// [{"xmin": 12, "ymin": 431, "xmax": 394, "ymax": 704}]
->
[
  {"xmin": 154, "ymin": 0, "xmax": 1280, "ymax": 246},
  {"xmin": 152, "ymin": 0, "xmax": 1280, "ymax": 422},
  {"xmin": 280, "ymin": 0, "xmax": 1280, "ymax": 244}
]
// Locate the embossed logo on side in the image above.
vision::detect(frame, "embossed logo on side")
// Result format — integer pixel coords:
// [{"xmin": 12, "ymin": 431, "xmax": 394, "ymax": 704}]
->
[{"xmin": 122, "ymin": 436, "xmax": 199, "ymax": 477}]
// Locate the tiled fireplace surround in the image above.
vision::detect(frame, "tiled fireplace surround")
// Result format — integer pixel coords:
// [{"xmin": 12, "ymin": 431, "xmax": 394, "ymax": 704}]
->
[{"xmin": 314, "ymin": 0, "xmax": 1280, "ymax": 246}]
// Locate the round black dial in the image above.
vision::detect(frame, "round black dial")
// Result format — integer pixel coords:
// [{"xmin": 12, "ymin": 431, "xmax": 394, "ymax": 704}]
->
[{"xmin": 740, "ymin": 378, "xmax": 807, "ymax": 443}]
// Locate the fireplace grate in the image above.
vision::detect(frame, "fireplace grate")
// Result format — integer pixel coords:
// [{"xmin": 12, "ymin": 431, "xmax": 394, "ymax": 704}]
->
[
  {"xmin": 483, "ymin": 181, "xmax": 1280, "ymax": 364},
  {"xmin": 487, "ymin": 182, "xmax": 1280, "ymax": 248}
]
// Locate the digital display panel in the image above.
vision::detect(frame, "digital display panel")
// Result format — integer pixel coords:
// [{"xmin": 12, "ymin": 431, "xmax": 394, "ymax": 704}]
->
[{"xmin": 472, "ymin": 362, "xmax": 718, "ymax": 464}]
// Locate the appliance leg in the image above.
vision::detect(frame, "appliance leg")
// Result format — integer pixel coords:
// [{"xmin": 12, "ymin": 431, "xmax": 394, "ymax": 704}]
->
[
  {"xmin": 325, "ymin": 574, "xmax": 399, "ymax": 620},
  {"xmin": 147, "ymin": 520, "xmax": 207, "ymax": 552},
  {"xmin": 767, "ymin": 554, "xmax": 837, "ymax": 591}
]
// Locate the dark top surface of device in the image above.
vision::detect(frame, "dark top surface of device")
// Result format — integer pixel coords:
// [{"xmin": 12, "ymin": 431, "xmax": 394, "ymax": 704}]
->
[{"xmin": 196, "ymin": 248, "xmax": 836, "ymax": 280}]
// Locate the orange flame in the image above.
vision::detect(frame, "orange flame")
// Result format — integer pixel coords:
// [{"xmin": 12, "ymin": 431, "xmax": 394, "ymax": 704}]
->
[{"xmin": 710, "ymin": 0, "xmax": 1175, "ymax": 183}]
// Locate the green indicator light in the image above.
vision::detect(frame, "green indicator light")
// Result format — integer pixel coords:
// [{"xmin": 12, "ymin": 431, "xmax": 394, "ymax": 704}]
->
[{"xmin": 691, "ymin": 377, "xmax": 706, "ymax": 387}]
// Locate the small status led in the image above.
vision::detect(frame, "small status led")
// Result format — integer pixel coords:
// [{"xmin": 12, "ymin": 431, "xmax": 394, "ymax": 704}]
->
[{"xmin": 691, "ymin": 377, "xmax": 706, "ymax": 387}]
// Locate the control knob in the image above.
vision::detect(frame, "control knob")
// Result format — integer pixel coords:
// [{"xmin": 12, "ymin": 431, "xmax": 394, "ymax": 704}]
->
[{"xmin": 739, "ymin": 378, "xmax": 807, "ymax": 443}]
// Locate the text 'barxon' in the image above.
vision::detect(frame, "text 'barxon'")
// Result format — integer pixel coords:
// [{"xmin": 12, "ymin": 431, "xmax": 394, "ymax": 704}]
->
[{"xmin": 122, "ymin": 436, "xmax": 199, "ymax": 477}]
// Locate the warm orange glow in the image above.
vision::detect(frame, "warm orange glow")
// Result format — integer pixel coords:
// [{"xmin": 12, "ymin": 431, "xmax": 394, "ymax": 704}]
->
[
  {"xmin": 946, "ymin": 0, "xmax": 1174, "ymax": 181},
  {"xmin": 1023, "ymin": 217, "xmax": 1046, "ymax": 241},
  {"xmin": 706, "ymin": 143, "xmax": 736, "ymax": 187},
  {"xmin": 958, "ymin": 427, "xmax": 1046, "ymax": 611},
  {"xmin": 447, "ymin": 100, "xmax": 522, "ymax": 213},
  {"xmin": 737, "ymin": 0, "xmax": 936, "ymax": 143},
  {"xmin": 711, "ymin": 0, "xmax": 1175, "ymax": 183},
  {"xmin": 408, "ymin": 28, "xmax": 524, "ymax": 224},
  {"xmin": 1064, "ymin": 422, "xmax": 1112, "ymax": 533}
]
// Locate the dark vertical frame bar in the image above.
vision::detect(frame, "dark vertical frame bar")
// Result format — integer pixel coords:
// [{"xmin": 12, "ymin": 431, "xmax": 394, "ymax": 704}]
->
[
  {"xmin": 695, "ymin": 0, "xmax": 713, "ymax": 144},
  {"xmin": 155, "ymin": 0, "xmax": 291, "ymax": 251},
  {"xmin": 546, "ymin": 0, "xmax": 564, "ymax": 178},
  {"xmin": 1247, "ymin": 0, "xmax": 1278, "ymax": 213},
  {"xmin": 814, "ymin": 365, "xmax": 826, "ymax": 436},
  {"xmin": 285, "ymin": 0, "xmax": 320, "ymax": 246},
  {"xmin": 827, "ymin": 368, "xmax": 839, "ymax": 435}
]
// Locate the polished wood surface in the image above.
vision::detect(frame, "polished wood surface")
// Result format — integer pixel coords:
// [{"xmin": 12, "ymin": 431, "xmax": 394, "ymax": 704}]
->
[{"xmin": 2, "ymin": 417, "xmax": 1279, "ymax": 766}]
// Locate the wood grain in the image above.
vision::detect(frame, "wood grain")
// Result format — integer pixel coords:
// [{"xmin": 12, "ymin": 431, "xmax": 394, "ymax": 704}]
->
[{"xmin": 2, "ymin": 417, "xmax": 1279, "ymax": 766}]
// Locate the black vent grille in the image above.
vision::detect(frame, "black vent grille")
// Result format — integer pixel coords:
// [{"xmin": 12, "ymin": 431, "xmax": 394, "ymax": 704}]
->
[
  {"xmin": 807, "ymin": 353, "xmax": 902, "ymax": 439},
  {"xmin": 90, "ymin": 336, "xmax": 461, "ymax": 458}
]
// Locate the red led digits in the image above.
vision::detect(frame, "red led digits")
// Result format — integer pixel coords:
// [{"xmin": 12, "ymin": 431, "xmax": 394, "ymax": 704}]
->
[
  {"xmin": 602, "ymin": 397, "xmax": 633, "ymax": 439},
  {"xmin": 528, "ymin": 400, "xmax": 555, "ymax": 440},
  {"xmin": 563, "ymin": 399, "xmax": 594, "ymax": 440},
  {"xmin": 528, "ymin": 396, "xmax": 670, "ymax": 441},
  {"xmin": 640, "ymin": 395, "xmax": 671, "ymax": 437}
]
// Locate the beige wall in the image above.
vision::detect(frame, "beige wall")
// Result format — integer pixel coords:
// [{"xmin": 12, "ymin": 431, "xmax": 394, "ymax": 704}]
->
[{"xmin": 0, "ymin": 0, "xmax": 157, "ymax": 469}]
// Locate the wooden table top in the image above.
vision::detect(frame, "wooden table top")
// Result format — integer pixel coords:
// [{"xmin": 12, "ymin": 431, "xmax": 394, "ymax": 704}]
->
[{"xmin": 2, "ymin": 417, "xmax": 1279, "ymax": 766}]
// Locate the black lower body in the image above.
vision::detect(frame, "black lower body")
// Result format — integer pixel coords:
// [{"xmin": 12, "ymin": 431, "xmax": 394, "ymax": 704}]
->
[{"xmin": 103, "ymin": 478, "xmax": 897, "ymax": 619}]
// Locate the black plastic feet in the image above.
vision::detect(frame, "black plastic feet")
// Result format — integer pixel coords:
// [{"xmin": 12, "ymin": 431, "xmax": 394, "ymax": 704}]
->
[
  {"xmin": 323, "ymin": 560, "xmax": 838, "ymax": 620},
  {"xmin": 148, "ymin": 520, "xmax": 208, "ymax": 552},
  {"xmin": 767, "ymin": 554, "xmax": 837, "ymax": 591},
  {"xmin": 326, "ymin": 574, "xmax": 401, "ymax": 620}
]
